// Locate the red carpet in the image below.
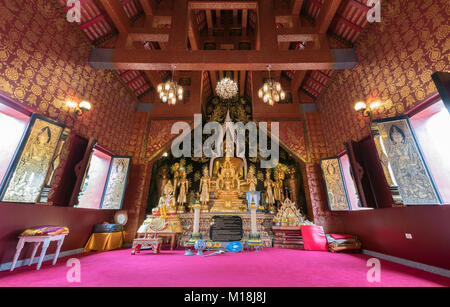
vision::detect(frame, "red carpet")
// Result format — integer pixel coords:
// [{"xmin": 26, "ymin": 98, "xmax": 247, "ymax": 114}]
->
[{"xmin": 0, "ymin": 248, "xmax": 448, "ymax": 287}]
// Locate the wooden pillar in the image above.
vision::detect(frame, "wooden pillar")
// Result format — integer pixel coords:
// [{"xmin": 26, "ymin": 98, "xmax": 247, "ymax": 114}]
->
[
  {"xmin": 168, "ymin": 0, "xmax": 188, "ymax": 51},
  {"xmin": 256, "ymin": 0, "xmax": 277, "ymax": 51}
]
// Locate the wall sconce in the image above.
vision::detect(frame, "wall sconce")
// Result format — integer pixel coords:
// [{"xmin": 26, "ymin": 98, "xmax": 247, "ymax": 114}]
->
[
  {"xmin": 67, "ymin": 100, "xmax": 92, "ymax": 117},
  {"xmin": 354, "ymin": 101, "xmax": 380, "ymax": 118}
]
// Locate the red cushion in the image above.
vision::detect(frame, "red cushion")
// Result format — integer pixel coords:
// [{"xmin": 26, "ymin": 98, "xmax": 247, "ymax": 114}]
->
[
  {"xmin": 301, "ymin": 225, "xmax": 328, "ymax": 251},
  {"xmin": 330, "ymin": 234, "xmax": 355, "ymax": 240}
]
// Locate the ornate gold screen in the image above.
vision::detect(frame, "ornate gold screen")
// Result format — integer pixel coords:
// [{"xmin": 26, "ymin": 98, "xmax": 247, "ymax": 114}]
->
[
  {"xmin": 320, "ymin": 158, "xmax": 350, "ymax": 211},
  {"xmin": 101, "ymin": 157, "xmax": 131, "ymax": 210},
  {"xmin": 0, "ymin": 115, "xmax": 64, "ymax": 203},
  {"xmin": 373, "ymin": 118, "xmax": 441, "ymax": 205}
]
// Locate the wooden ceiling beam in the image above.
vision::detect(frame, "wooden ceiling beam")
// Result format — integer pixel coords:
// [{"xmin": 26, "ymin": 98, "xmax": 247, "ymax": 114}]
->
[
  {"xmin": 139, "ymin": 0, "xmax": 158, "ymax": 16},
  {"xmin": 256, "ymin": 0, "xmax": 277, "ymax": 51},
  {"xmin": 233, "ymin": 10, "xmax": 239, "ymax": 26},
  {"xmin": 205, "ymin": 10, "xmax": 213, "ymax": 35},
  {"xmin": 242, "ymin": 9, "xmax": 248, "ymax": 35},
  {"xmin": 128, "ymin": 27, "xmax": 170, "ymax": 42},
  {"xmin": 90, "ymin": 48, "xmax": 357, "ymax": 71},
  {"xmin": 315, "ymin": 0, "xmax": 342, "ymax": 33},
  {"xmin": 168, "ymin": 0, "xmax": 189, "ymax": 51},
  {"xmin": 210, "ymin": 71, "xmax": 217, "ymax": 94},
  {"xmin": 291, "ymin": 0, "xmax": 304, "ymax": 16},
  {"xmin": 99, "ymin": 0, "xmax": 131, "ymax": 33},
  {"xmin": 240, "ymin": 71, "xmax": 246, "ymax": 95},
  {"xmin": 188, "ymin": 1, "xmax": 257, "ymax": 10},
  {"xmin": 215, "ymin": 10, "xmax": 221, "ymax": 26},
  {"xmin": 277, "ymin": 27, "xmax": 319, "ymax": 43},
  {"xmin": 291, "ymin": 70, "xmax": 307, "ymax": 94},
  {"xmin": 144, "ymin": 71, "xmax": 163, "ymax": 89},
  {"xmin": 188, "ymin": 10, "xmax": 201, "ymax": 50}
]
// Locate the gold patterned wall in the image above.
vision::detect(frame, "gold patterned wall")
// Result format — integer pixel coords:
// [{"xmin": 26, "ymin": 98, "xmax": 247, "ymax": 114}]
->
[
  {"xmin": 0, "ymin": 1, "xmax": 138, "ymax": 156},
  {"xmin": 318, "ymin": 0, "xmax": 450, "ymax": 155}
]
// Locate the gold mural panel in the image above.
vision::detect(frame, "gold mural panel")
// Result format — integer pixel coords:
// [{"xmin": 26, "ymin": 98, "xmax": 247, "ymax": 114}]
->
[
  {"xmin": 101, "ymin": 157, "xmax": 131, "ymax": 210},
  {"xmin": 1, "ymin": 115, "xmax": 64, "ymax": 203},
  {"xmin": 320, "ymin": 158, "xmax": 350, "ymax": 211},
  {"xmin": 374, "ymin": 118, "xmax": 441, "ymax": 205}
]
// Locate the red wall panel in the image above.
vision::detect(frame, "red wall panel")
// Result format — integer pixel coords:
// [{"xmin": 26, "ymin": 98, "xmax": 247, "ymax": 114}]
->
[{"xmin": 0, "ymin": 203, "xmax": 115, "ymax": 265}]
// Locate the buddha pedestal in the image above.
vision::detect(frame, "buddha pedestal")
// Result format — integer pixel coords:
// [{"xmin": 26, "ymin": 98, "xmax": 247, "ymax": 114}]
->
[{"xmin": 210, "ymin": 190, "xmax": 244, "ymax": 213}]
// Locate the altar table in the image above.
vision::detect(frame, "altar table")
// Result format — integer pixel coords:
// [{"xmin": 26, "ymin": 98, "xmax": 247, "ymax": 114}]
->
[
  {"xmin": 137, "ymin": 232, "xmax": 178, "ymax": 250},
  {"xmin": 10, "ymin": 234, "xmax": 67, "ymax": 271},
  {"xmin": 131, "ymin": 237, "xmax": 163, "ymax": 255}
]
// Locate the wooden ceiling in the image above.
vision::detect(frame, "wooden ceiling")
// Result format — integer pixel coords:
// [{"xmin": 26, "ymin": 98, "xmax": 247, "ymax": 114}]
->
[{"xmin": 58, "ymin": 0, "xmax": 377, "ymax": 103}]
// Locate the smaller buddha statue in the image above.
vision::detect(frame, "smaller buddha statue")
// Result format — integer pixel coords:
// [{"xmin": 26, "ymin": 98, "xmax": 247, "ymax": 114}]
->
[
  {"xmin": 172, "ymin": 163, "xmax": 181, "ymax": 204},
  {"xmin": 247, "ymin": 165, "xmax": 258, "ymax": 191},
  {"xmin": 264, "ymin": 170, "xmax": 276, "ymax": 214},
  {"xmin": 199, "ymin": 166, "xmax": 211, "ymax": 212},
  {"xmin": 286, "ymin": 168, "xmax": 298, "ymax": 203},
  {"xmin": 177, "ymin": 170, "xmax": 189, "ymax": 213},
  {"xmin": 157, "ymin": 166, "xmax": 170, "ymax": 199},
  {"xmin": 273, "ymin": 170, "xmax": 284, "ymax": 202},
  {"xmin": 153, "ymin": 181, "xmax": 177, "ymax": 216}
]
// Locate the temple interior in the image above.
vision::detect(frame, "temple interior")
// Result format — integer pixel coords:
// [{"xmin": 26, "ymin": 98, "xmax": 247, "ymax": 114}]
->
[{"xmin": 0, "ymin": 0, "xmax": 449, "ymax": 288}]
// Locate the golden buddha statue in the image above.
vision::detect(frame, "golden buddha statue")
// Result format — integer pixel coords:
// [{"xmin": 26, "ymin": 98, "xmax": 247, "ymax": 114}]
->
[
  {"xmin": 199, "ymin": 166, "xmax": 211, "ymax": 212},
  {"xmin": 264, "ymin": 170, "xmax": 276, "ymax": 214},
  {"xmin": 141, "ymin": 181, "xmax": 182, "ymax": 235},
  {"xmin": 273, "ymin": 170, "xmax": 284, "ymax": 202},
  {"xmin": 211, "ymin": 139, "xmax": 245, "ymax": 180},
  {"xmin": 210, "ymin": 156, "xmax": 244, "ymax": 212},
  {"xmin": 247, "ymin": 165, "xmax": 257, "ymax": 191},
  {"xmin": 172, "ymin": 163, "xmax": 181, "ymax": 204},
  {"xmin": 153, "ymin": 181, "xmax": 177, "ymax": 216},
  {"xmin": 177, "ymin": 170, "xmax": 189, "ymax": 213}
]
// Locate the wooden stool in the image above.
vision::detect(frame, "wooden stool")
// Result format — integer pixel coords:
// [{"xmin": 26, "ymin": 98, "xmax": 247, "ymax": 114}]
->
[{"xmin": 10, "ymin": 234, "xmax": 67, "ymax": 271}]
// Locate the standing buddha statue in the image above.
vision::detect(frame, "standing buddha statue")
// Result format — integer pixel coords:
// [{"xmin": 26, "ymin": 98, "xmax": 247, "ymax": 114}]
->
[
  {"xmin": 177, "ymin": 171, "xmax": 189, "ymax": 213},
  {"xmin": 157, "ymin": 166, "xmax": 170, "ymax": 200},
  {"xmin": 247, "ymin": 165, "xmax": 258, "ymax": 191},
  {"xmin": 264, "ymin": 170, "xmax": 276, "ymax": 214},
  {"xmin": 273, "ymin": 170, "xmax": 284, "ymax": 202},
  {"xmin": 199, "ymin": 166, "xmax": 211, "ymax": 212},
  {"xmin": 172, "ymin": 163, "xmax": 181, "ymax": 205},
  {"xmin": 286, "ymin": 168, "xmax": 298, "ymax": 203}
]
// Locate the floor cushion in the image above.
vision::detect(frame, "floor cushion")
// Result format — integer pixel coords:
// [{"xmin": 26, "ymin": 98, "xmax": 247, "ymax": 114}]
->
[
  {"xmin": 326, "ymin": 234, "xmax": 362, "ymax": 253},
  {"xmin": 301, "ymin": 225, "xmax": 328, "ymax": 251},
  {"xmin": 21, "ymin": 226, "xmax": 69, "ymax": 237}
]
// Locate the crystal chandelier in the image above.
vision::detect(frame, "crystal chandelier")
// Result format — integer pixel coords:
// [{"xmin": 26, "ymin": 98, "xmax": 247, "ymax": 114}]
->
[
  {"xmin": 258, "ymin": 65, "xmax": 286, "ymax": 106},
  {"xmin": 157, "ymin": 65, "xmax": 183, "ymax": 105},
  {"xmin": 216, "ymin": 77, "xmax": 238, "ymax": 100}
]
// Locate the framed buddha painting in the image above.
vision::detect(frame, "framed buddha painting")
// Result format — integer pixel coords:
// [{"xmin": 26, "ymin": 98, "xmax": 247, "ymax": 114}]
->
[
  {"xmin": 372, "ymin": 116, "xmax": 441, "ymax": 205},
  {"xmin": 100, "ymin": 156, "xmax": 132, "ymax": 210},
  {"xmin": 0, "ymin": 114, "xmax": 65, "ymax": 203},
  {"xmin": 320, "ymin": 157, "xmax": 351, "ymax": 211}
]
